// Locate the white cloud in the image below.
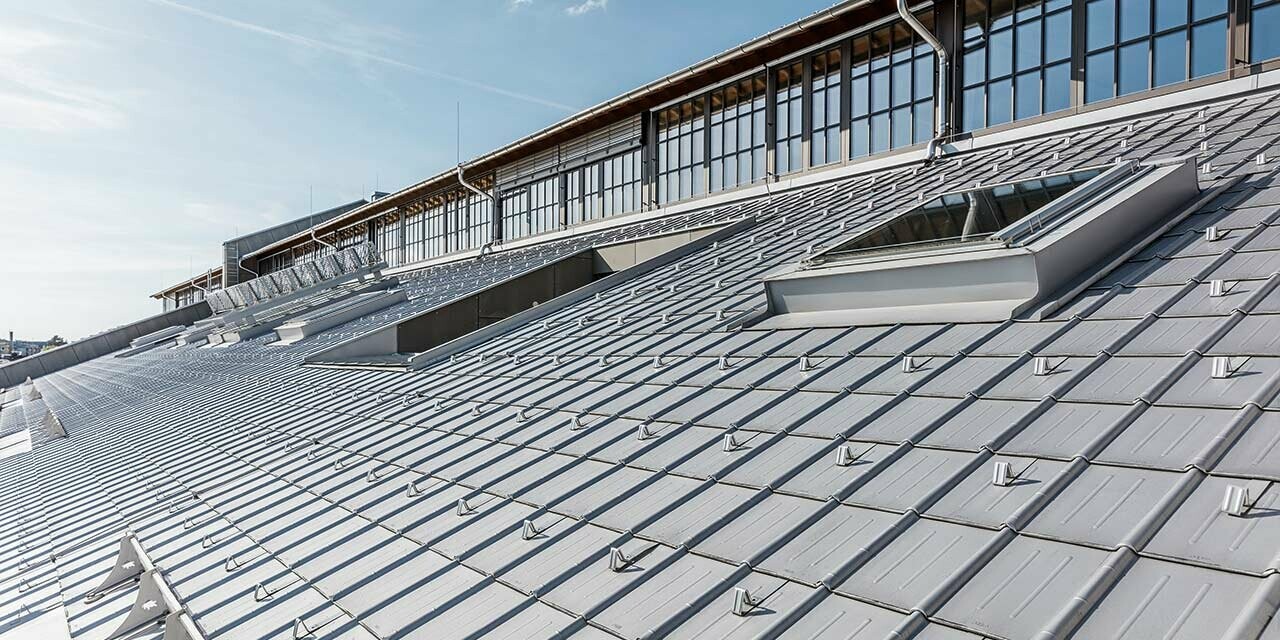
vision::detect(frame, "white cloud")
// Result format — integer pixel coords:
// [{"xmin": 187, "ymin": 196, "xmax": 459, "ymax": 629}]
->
[
  {"xmin": 0, "ymin": 25, "xmax": 125, "ymax": 132},
  {"xmin": 143, "ymin": 0, "xmax": 579, "ymax": 113},
  {"xmin": 509, "ymin": 0, "xmax": 534, "ymax": 10},
  {"xmin": 566, "ymin": 0, "xmax": 608, "ymax": 15}
]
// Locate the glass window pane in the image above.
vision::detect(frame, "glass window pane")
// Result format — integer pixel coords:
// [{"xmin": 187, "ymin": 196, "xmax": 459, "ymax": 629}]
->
[
  {"xmin": 1153, "ymin": 30, "xmax": 1186, "ymax": 87},
  {"xmin": 1191, "ymin": 18, "xmax": 1226, "ymax": 77},
  {"xmin": 892, "ymin": 61, "xmax": 913, "ymax": 106},
  {"xmin": 1087, "ymin": 0, "xmax": 1116, "ymax": 49},
  {"xmin": 871, "ymin": 68, "xmax": 891, "ymax": 111},
  {"xmin": 1119, "ymin": 41, "xmax": 1150, "ymax": 95},
  {"xmin": 1014, "ymin": 70, "xmax": 1041, "ymax": 119},
  {"xmin": 914, "ymin": 100, "xmax": 934, "ymax": 144},
  {"xmin": 1016, "ymin": 20, "xmax": 1042, "ymax": 71},
  {"xmin": 1044, "ymin": 61, "xmax": 1070, "ymax": 112},
  {"xmin": 964, "ymin": 47, "xmax": 987, "ymax": 86},
  {"xmin": 1155, "ymin": 0, "xmax": 1188, "ymax": 31},
  {"xmin": 1086, "ymin": 49, "xmax": 1116, "ymax": 102},
  {"xmin": 1255, "ymin": 3, "xmax": 1280, "ymax": 63},
  {"xmin": 871, "ymin": 113, "xmax": 890, "ymax": 153},
  {"xmin": 1119, "ymin": 0, "xmax": 1151, "ymax": 41},
  {"xmin": 1045, "ymin": 11, "xmax": 1072, "ymax": 61},
  {"xmin": 891, "ymin": 107, "xmax": 912, "ymax": 149},
  {"xmin": 852, "ymin": 75, "xmax": 870, "ymax": 116},
  {"xmin": 988, "ymin": 77, "xmax": 1013, "ymax": 125},
  {"xmin": 1192, "ymin": 0, "xmax": 1226, "ymax": 18},
  {"xmin": 914, "ymin": 56, "xmax": 933, "ymax": 98},
  {"xmin": 990, "ymin": 28, "xmax": 1014, "ymax": 77},
  {"xmin": 851, "ymin": 118, "xmax": 870, "ymax": 158},
  {"xmin": 963, "ymin": 86, "xmax": 986, "ymax": 131}
]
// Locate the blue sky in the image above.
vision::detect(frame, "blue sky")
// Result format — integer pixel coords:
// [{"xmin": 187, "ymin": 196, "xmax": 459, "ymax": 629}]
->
[{"xmin": 0, "ymin": 0, "xmax": 835, "ymax": 340}]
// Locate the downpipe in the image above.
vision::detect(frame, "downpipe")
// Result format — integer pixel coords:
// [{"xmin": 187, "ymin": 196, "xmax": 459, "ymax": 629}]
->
[{"xmin": 898, "ymin": 0, "xmax": 950, "ymax": 161}]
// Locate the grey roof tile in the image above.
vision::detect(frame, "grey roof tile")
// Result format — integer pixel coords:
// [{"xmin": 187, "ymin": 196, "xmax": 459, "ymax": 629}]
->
[
  {"xmin": 1146, "ymin": 476, "xmax": 1279, "ymax": 575},
  {"xmin": 1216, "ymin": 410, "xmax": 1280, "ymax": 479},
  {"xmin": 920, "ymin": 399, "xmax": 1041, "ymax": 451},
  {"xmin": 927, "ymin": 454, "xmax": 1068, "ymax": 528},
  {"xmin": 1001, "ymin": 401, "xmax": 1134, "ymax": 458},
  {"xmin": 936, "ymin": 535, "xmax": 1110, "ymax": 639},
  {"xmin": 845, "ymin": 447, "xmax": 978, "ymax": 512},
  {"xmin": 1161, "ymin": 356, "xmax": 1280, "ymax": 408},
  {"xmin": 698, "ymin": 493, "xmax": 825, "ymax": 563},
  {"xmin": 837, "ymin": 518, "xmax": 996, "ymax": 610},
  {"xmin": 1023, "ymin": 464, "xmax": 1183, "ymax": 547},
  {"xmin": 757, "ymin": 504, "xmax": 899, "ymax": 585},
  {"xmin": 1071, "ymin": 557, "xmax": 1264, "ymax": 640},
  {"xmin": 779, "ymin": 591, "xmax": 905, "ymax": 638},
  {"xmin": 1096, "ymin": 406, "xmax": 1235, "ymax": 471}
]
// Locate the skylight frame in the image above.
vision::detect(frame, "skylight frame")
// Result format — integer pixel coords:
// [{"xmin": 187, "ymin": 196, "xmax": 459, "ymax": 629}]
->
[{"xmin": 807, "ymin": 161, "xmax": 1138, "ymax": 265}]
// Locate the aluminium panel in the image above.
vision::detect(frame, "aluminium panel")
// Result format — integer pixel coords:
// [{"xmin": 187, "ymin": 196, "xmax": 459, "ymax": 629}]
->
[
  {"xmin": 910, "ymin": 357, "xmax": 1020, "ymax": 398},
  {"xmin": 968, "ymin": 321, "xmax": 1069, "ymax": 356},
  {"xmin": 470, "ymin": 520, "xmax": 620, "ymax": 592},
  {"xmin": 594, "ymin": 552, "xmax": 740, "ymax": 639},
  {"xmin": 926, "ymin": 454, "xmax": 1068, "ymax": 528},
  {"xmin": 1117, "ymin": 316, "xmax": 1226, "ymax": 355},
  {"xmin": 1166, "ymin": 279, "xmax": 1263, "ymax": 315},
  {"xmin": 1095, "ymin": 405, "xmax": 1236, "ymax": 471},
  {"xmin": 1145, "ymin": 476, "xmax": 1279, "ymax": 575},
  {"xmin": 1215, "ymin": 410, "xmax": 1280, "ymax": 479},
  {"xmin": 845, "ymin": 447, "xmax": 979, "ymax": 512},
  {"xmin": 637, "ymin": 481, "xmax": 755, "ymax": 547},
  {"xmin": 920, "ymin": 398, "xmax": 1042, "ymax": 451},
  {"xmin": 1023, "ymin": 464, "xmax": 1184, "ymax": 548},
  {"xmin": 1071, "ymin": 557, "xmax": 1263, "ymax": 640},
  {"xmin": 1211, "ymin": 314, "xmax": 1280, "ymax": 355},
  {"xmin": 667, "ymin": 573, "xmax": 813, "ymax": 640},
  {"xmin": 777, "ymin": 591, "xmax": 906, "ymax": 639},
  {"xmin": 1080, "ymin": 284, "xmax": 1186, "ymax": 319},
  {"xmin": 837, "ymin": 518, "xmax": 997, "ymax": 610},
  {"xmin": 936, "ymin": 535, "xmax": 1109, "ymax": 639},
  {"xmin": 720, "ymin": 432, "xmax": 836, "ymax": 489},
  {"xmin": 793, "ymin": 392, "xmax": 898, "ymax": 438},
  {"xmin": 1160, "ymin": 356, "xmax": 1280, "ymax": 408},
  {"xmin": 1000, "ymin": 400, "xmax": 1134, "ymax": 459},
  {"xmin": 543, "ymin": 539, "xmax": 679, "ymax": 617},
  {"xmin": 757, "ymin": 503, "xmax": 900, "ymax": 585},
  {"xmin": 1059, "ymin": 356, "xmax": 1180, "ymax": 404},
  {"xmin": 697, "ymin": 493, "xmax": 825, "ymax": 564},
  {"xmin": 777, "ymin": 441, "xmax": 900, "ymax": 500},
  {"xmin": 1208, "ymin": 249, "xmax": 1280, "ymax": 282},
  {"xmin": 850, "ymin": 395, "xmax": 965, "ymax": 443},
  {"xmin": 591, "ymin": 472, "xmax": 706, "ymax": 534}
]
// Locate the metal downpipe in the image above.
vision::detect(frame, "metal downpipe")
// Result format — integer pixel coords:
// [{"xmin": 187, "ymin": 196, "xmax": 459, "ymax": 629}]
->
[{"xmin": 897, "ymin": 0, "xmax": 950, "ymax": 160}]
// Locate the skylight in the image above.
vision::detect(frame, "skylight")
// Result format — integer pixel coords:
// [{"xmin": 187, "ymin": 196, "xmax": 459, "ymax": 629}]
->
[
  {"xmin": 757, "ymin": 157, "xmax": 1209, "ymax": 327},
  {"xmin": 811, "ymin": 167, "xmax": 1105, "ymax": 262}
]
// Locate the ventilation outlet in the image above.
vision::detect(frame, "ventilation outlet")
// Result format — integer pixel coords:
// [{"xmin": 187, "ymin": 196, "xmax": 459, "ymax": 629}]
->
[{"xmin": 755, "ymin": 158, "xmax": 1201, "ymax": 328}]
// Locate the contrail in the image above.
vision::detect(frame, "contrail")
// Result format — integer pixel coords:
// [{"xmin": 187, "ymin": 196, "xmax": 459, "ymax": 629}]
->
[{"xmin": 143, "ymin": 0, "xmax": 579, "ymax": 113}]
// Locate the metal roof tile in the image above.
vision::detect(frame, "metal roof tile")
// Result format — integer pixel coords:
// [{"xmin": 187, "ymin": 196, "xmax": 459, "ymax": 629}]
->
[
  {"xmin": 920, "ymin": 399, "xmax": 1041, "ymax": 451},
  {"xmin": 845, "ymin": 447, "xmax": 978, "ymax": 512},
  {"xmin": 1096, "ymin": 406, "xmax": 1234, "ymax": 470},
  {"xmin": 1071, "ymin": 557, "xmax": 1263, "ymax": 640},
  {"xmin": 927, "ymin": 454, "xmax": 1068, "ymax": 528},
  {"xmin": 637, "ymin": 481, "xmax": 755, "ymax": 547},
  {"xmin": 778, "ymin": 441, "xmax": 899, "ymax": 500},
  {"xmin": 837, "ymin": 518, "xmax": 996, "ymax": 610},
  {"xmin": 1061, "ymin": 356, "xmax": 1178, "ymax": 404},
  {"xmin": 775, "ymin": 591, "xmax": 904, "ymax": 638},
  {"xmin": 757, "ymin": 504, "xmax": 899, "ymax": 585},
  {"xmin": 698, "ymin": 493, "xmax": 825, "ymax": 563},
  {"xmin": 792, "ymin": 392, "xmax": 897, "ymax": 438},
  {"xmin": 936, "ymin": 535, "xmax": 1109, "ymax": 639},
  {"xmin": 1147, "ymin": 476, "xmax": 1279, "ymax": 574},
  {"xmin": 911, "ymin": 357, "xmax": 1019, "ymax": 398},
  {"xmin": 1161, "ymin": 356, "xmax": 1280, "ymax": 408},
  {"xmin": 852, "ymin": 396, "xmax": 965, "ymax": 443},
  {"xmin": 667, "ymin": 572, "xmax": 811, "ymax": 640},
  {"xmin": 1001, "ymin": 401, "xmax": 1133, "ymax": 458},
  {"xmin": 1023, "ymin": 464, "xmax": 1183, "ymax": 547},
  {"xmin": 1216, "ymin": 410, "xmax": 1280, "ymax": 479}
]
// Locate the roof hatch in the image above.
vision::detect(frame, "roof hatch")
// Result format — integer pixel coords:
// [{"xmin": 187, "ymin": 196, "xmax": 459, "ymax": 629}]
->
[{"xmin": 756, "ymin": 157, "xmax": 1206, "ymax": 327}]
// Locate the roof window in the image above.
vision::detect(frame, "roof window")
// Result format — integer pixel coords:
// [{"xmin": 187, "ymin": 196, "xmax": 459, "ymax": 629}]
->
[{"xmin": 758, "ymin": 157, "xmax": 1216, "ymax": 327}]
